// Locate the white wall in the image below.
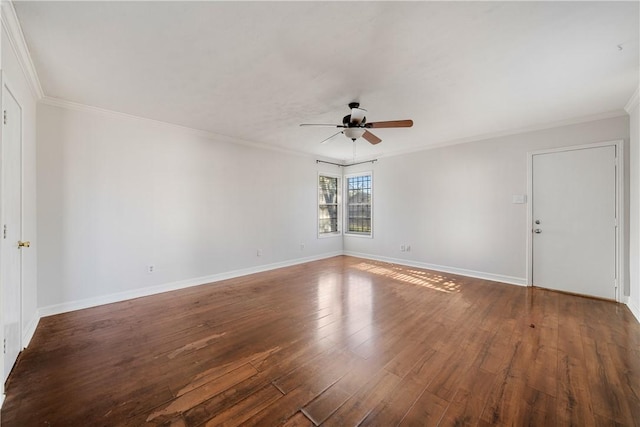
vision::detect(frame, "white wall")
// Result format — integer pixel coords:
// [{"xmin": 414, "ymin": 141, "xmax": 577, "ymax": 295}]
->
[
  {"xmin": 345, "ymin": 116, "xmax": 630, "ymax": 288},
  {"xmin": 628, "ymin": 89, "xmax": 640, "ymax": 322},
  {"xmin": 1, "ymin": 17, "xmax": 38, "ymax": 349},
  {"xmin": 37, "ymin": 103, "xmax": 342, "ymax": 312},
  {"xmin": 34, "ymin": 103, "xmax": 635, "ymax": 318}
]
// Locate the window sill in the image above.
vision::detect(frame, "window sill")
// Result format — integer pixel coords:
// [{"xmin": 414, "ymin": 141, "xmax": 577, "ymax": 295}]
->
[
  {"xmin": 344, "ymin": 232, "xmax": 373, "ymax": 239},
  {"xmin": 318, "ymin": 232, "xmax": 342, "ymax": 239}
]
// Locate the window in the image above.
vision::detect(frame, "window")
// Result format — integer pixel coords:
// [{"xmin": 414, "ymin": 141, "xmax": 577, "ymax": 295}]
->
[
  {"xmin": 318, "ymin": 174, "xmax": 340, "ymax": 236},
  {"xmin": 345, "ymin": 172, "xmax": 372, "ymax": 236}
]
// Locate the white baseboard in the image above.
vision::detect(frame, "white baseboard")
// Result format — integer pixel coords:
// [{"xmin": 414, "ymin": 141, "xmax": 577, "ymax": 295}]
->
[
  {"xmin": 38, "ymin": 252, "xmax": 342, "ymax": 318},
  {"xmin": 34, "ymin": 250, "xmax": 528, "ymax": 335},
  {"xmin": 626, "ymin": 296, "xmax": 640, "ymax": 324},
  {"xmin": 343, "ymin": 251, "xmax": 528, "ymax": 286},
  {"xmin": 22, "ymin": 311, "xmax": 40, "ymax": 349}
]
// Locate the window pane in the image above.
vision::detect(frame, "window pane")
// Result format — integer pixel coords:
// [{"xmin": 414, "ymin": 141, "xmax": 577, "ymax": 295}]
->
[
  {"xmin": 346, "ymin": 174, "xmax": 372, "ymax": 234},
  {"xmin": 347, "ymin": 204, "xmax": 371, "ymax": 233},
  {"xmin": 319, "ymin": 176, "xmax": 338, "ymax": 204},
  {"xmin": 347, "ymin": 175, "xmax": 371, "ymax": 203},
  {"xmin": 319, "ymin": 175, "xmax": 339, "ymax": 234},
  {"xmin": 319, "ymin": 205, "xmax": 338, "ymax": 233}
]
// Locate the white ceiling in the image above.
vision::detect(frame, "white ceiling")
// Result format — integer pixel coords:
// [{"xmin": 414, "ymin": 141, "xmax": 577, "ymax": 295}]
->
[{"xmin": 13, "ymin": 1, "xmax": 640, "ymax": 161}]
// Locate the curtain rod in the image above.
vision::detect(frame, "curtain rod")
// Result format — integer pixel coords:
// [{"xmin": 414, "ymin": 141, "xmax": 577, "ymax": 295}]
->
[{"xmin": 316, "ymin": 159, "xmax": 378, "ymax": 168}]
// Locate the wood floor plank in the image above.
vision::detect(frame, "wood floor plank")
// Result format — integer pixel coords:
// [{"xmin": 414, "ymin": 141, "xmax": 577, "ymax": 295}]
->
[
  {"xmin": 2, "ymin": 256, "xmax": 639, "ymax": 426},
  {"xmin": 424, "ymin": 348, "xmax": 469, "ymax": 402},
  {"xmin": 300, "ymin": 356, "xmax": 381, "ymax": 424},
  {"xmin": 358, "ymin": 376, "xmax": 426, "ymax": 426},
  {"xmin": 146, "ymin": 363, "xmax": 258, "ymax": 422},
  {"xmin": 181, "ymin": 339, "xmax": 338, "ymax": 426},
  {"xmin": 581, "ymin": 334, "xmax": 636, "ymax": 425},
  {"xmin": 322, "ymin": 369, "xmax": 402, "ymax": 426},
  {"xmin": 281, "ymin": 411, "xmax": 315, "ymax": 427},
  {"xmin": 479, "ymin": 342, "xmax": 529, "ymax": 426},
  {"xmin": 271, "ymin": 348, "xmax": 350, "ymax": 395},
  {"xmin": 397, "ymin": 389, "xmax": 449, "ymax": 427},
  {"xmin": 438, "ymin": 367, "xmax": 496, "ymax": 427},
  {"xmin": 201, "ymin": 383, "xmax": 284, "ymax": 427},
  {"xmin": 556, "ymin": 352, "xmax": 597, "ymax": 426},
  {"xmin": 241, "ymin": 387, "xmax": 318, "ymax": 427},
  {"xmin": 302, "ymin": 386, "xmax": 351, "ymax": 425}
]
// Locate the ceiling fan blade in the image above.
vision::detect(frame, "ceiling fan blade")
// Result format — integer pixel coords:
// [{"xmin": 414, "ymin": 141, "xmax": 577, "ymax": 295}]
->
[
  {"xmin": 362, "ymin": 130, "xmax": 382, "ymax": 145},
  {"xmin": 320, "ymin": 131, "xmax": 344, "ymax": 144},
  {"xmin": 350, "ymin": 107, "xmax": 367, "ymax": 125},
  {"xmin": 366, "ymin": 119, "xmax": 413, "ymax": 128},
  {"xmin": 300, "ymin": 123, "xmax": 345, "ymax": 127}
]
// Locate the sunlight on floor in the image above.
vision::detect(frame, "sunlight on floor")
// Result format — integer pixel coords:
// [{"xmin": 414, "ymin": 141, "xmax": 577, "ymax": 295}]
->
[
  {"xmin": 315, "ymin": 273, "xmax": 375, "ymax": 347},
  {"xmin": 354, "ymin": 261, "xmax": 461, "ymax": 293}
]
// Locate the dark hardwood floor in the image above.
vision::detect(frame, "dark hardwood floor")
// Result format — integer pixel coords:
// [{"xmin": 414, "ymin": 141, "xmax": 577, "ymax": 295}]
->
[{"xmin": 2, "ymin": 256, "xmax": 639, "ymax": 426}]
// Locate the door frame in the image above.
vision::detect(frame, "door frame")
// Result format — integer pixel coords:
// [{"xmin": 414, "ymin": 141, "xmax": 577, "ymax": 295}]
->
[
  {"xmin": 526, "ymin": 140, "xmax": 624, "ymax": 302},
  {"xmin": 0, "ymin": 74, "xmax": 25, "ymax": 383}
]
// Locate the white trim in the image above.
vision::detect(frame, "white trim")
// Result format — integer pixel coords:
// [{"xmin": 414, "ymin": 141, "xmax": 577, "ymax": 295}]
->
[
  {"xmin": 4, "ymin": 79, "xmax": 25, "ymax": 354},
  {"xmin": 0, "ymin": 67, "xmax": 4, "ymax": 407},
  {"xmin": 526, "ymin": 140, "xmax": 625, "ymax": 302},
  {"xmin": 375, "ymin": 110, "xmax": 628, "ymax": 162},
  {"xmin": 21, "ymin": 310, "xmax": 38, "ymax": 348},
  {"xmin": 317, "ymin": 172, "xmax": 342, "ymax": 238},
  {"xmin": 526, "ymin": 149, "xmax": 534, "ymax": 287},
  {"xmin": 1, "ymin": 76, "xmax": 27, "ymax": 384},
  {"xmin": 38, "ymin": 252, "xmax": 342, "ymax": 318},
  {"xmin": 625, "ymin": 87, "xmax": 640, "ymax": 113},
  {"xmin": 0, "ymin": 1, "xmax": 44, "ymax": 99},
  {"xmin": 626, "ymin": 296, "xmax": 640, "ymax": 324},
  {"xmin": 39, "ymin": 96, "xmax": 315, "ymax": 160},
  {"xmin": 344, "ymin": 171, "xmax": 373, "ymax": 238},
  {"xmin": 343, "ymin": 251, "xmax": 527, "ymax": 286},
  {"xmin": 617, "ymin": 142, "xmax": 625, "ymax": 303}
]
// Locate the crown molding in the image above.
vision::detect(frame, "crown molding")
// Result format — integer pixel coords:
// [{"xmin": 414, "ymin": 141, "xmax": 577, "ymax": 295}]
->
[
  {"xmin": 625, "ymin": 87, "xmax": 639, "ymax": 113},
  {"xmin": 38, "ymin": 94, "xmax": 630, "ymax": 165},
  {"xmin": 39, "ymin": 96, "xmax": 316, "ymax": 160},
  {"xmin": 1, "ymin": 0, "xmax": 44, "ymax": 99},
  {"xmin": 373, "ymin": 109, "xmax": 629, "ymax": 161}
]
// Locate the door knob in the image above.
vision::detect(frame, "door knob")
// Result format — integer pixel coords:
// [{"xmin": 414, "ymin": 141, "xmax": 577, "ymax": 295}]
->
[
  {"xmin": 18, "ymin": 241, "xmax": 30, "ymax": 248},
  {"xmin": 533, "ymin": 229, "xmax": 542, "ymax": 234}
]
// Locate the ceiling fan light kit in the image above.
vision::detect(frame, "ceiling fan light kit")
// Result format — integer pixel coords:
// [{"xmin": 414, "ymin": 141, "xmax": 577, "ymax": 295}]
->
[
  {"xmin": 343, "ymin": 128, "xmax": 366, "ymax": 140},
  {"xmin": 300, "ymin": 102, "xmax": 413, "ymax": 144}
]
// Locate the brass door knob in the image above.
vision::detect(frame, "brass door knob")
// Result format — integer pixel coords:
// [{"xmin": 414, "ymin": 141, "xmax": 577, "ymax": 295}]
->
[{"xmin": 18, "ymin": 241, "xmax": 30, "ymax": 248}]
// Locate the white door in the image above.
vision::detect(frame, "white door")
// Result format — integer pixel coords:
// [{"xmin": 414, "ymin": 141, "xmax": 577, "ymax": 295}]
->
[
  {"xmin": 1, "ymin": 84, "xmax": 23, "ymax": 382},
  {"xmin": 532, "ymin": 145, "xmax": 617, "ymax": 300}
]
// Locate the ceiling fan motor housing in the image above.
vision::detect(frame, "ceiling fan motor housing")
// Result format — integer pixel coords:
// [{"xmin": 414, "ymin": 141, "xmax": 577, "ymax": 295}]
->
[
  {"xmin": 343, "ymin": 114, "xmax": 366, "ymax": 127},
  {"xmin": 344, "ymin": 102, "xmax": 366, "ymax": 126}
]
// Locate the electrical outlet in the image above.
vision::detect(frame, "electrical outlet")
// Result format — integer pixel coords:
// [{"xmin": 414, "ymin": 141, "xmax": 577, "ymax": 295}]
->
[
  {"xmin": 406, "ymin": 245, "xmax": 411, "ymax": 252},
  {"xmin": 257, "ymin": 249, "xmax": 262, "ymax": 257},
  {"xmin": 400, "ymin": 245, "xmax": 406, "ymax": 252},
  {"xmin": 300, "ymin": 243, "xmax": 305, "ymax": 251},
  {"xmin": 147, "ymin": 264, "xmax": 155, "ymax": 274}
]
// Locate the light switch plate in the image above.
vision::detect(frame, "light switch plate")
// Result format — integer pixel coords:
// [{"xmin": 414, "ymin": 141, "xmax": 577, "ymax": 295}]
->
[{"xmin": 512, "ymin": 194, "xmax": 527, "ymax": 204}]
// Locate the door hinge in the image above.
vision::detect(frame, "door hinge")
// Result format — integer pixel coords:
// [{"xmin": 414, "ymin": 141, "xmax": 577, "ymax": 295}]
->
[
  {"xmin": 3, "ymin": 338, "xmax": 5, "ymax": 354},
  {"xmin": 3, "ymin": 224, "xmax": 6, "ymax": 239},
  {"xmin": 3, "ymin": 110, "xmax": 6, "ymax": 125}
]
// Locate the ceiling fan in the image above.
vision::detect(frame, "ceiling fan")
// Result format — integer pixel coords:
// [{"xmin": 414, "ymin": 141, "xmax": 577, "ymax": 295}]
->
[{"xmin": 300, "ymin": 102, "xmax": 413, "ymax": 145}]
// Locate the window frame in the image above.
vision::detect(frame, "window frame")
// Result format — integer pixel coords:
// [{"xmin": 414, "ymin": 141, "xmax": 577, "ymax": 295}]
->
[
  {"xmin": 317, "ymin": 172, "xmax": 342, "ymax": 238},
  {"xmin": 344, "ymin": 171, "xmax": 373, "ymax": 238}
]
